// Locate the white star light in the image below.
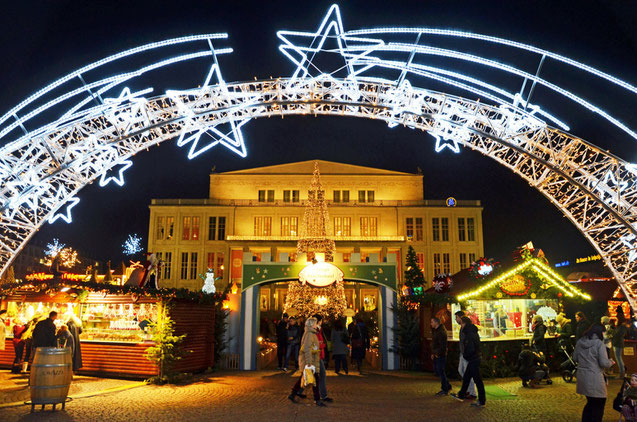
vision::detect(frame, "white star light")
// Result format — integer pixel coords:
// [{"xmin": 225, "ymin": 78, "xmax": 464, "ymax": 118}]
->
[
  {"xmin": 168, "ymin": 52, "xmax": 250, "ymax": 159},
  {"xmin": 99, "ymin": 160, "xmax": 132, "ymax": 187},
  {"xmin": 277, "ymin": 4, "xmax": 383, "ymax": 81},
  {"xmin": 48, "ymin": 196, "xmax": 80, "ymax": 224},
  {"xmin": 594, "ymin": 170, "xmax": 629, "ymax": 206}
]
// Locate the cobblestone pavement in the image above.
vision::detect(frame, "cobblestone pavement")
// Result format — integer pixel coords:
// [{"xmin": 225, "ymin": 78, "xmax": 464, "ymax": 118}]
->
[{"xmin": 0, "ymin": 368, "xmax": 626, "ymax": 421}]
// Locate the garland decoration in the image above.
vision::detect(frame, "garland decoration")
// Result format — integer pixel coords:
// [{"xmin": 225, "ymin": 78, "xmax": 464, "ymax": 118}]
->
[{"xmin": 0, "ymin": 277, "xmax": 227, "ymax": 305}]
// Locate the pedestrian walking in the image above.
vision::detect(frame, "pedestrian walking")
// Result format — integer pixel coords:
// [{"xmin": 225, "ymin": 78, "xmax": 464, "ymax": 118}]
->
[
  {"xmin": 288, "ymin": 317, "xmax": 326, "ymax": 407},
  {"xmin": 66, "ymin": 314, "xmax": 83, "ymax": 372},
  {"xmin": 349, "ymin": 318, "xmax": 369, "ymax": 374},
  {"xmin": 611, "ymin": 318, "xmax": 628, "ymax": 379},
  {"xmin": 284, "ymin": 317, "xmax": 301, "ymax": 371},
  {"xmin": 313, "ymin": 314, "xmax": 333, "ymax": 402},
  {"xmin": 454, "ymin": 311, "xmax": 476, "ymax": 398},
  {"xmin": 573, "ymin": 323, "xmax": 615, "ymax": 422},
  {"xmin": 276, "ymin": 313, "xmax": 289, "ymax": 370},
  {"xmin": 431, "ymin": 317, "xmax": 451, "ymax": 395},
  {"xmin": 11, "ymin": 318, "xmax": 27, "ymax": 373},
  {"xmin": 32, "ymin": 311, "xmax": 58, "ymax": 349},
  {"xmin": 575, "ymin": 311, "xmax": 591, "ymax": 342},
  {"xmin": 331, "ymin": 320, "xmax": 349, "ymax": 374},
  {"xmin": 450, "ymin": 316, "xmax": 486, "ymax": 408}
]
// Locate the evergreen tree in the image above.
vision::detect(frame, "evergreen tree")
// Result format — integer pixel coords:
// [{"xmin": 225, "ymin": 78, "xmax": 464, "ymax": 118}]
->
[
  {"xmin": 404, "ymin": 246, "xmax": 425, "ymax": 289},
  {"xmin": 6, "ymin": 266, "xmax": 15, "ymax": 284},
  {"xmin": 391, "ymin": 299, "xmax": 422, "ymax": 369}
]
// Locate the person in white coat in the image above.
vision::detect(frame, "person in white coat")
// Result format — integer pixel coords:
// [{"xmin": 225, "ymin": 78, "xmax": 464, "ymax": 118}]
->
[{"xmin": 573, "ymin": 323, "xmax": 615, "ymax": 422}]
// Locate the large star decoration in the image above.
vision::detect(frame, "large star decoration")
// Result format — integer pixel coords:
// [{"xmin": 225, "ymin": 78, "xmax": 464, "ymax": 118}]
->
[
  {"xmin": 168, "ymin": 57, "xmax": 250, "ymax": 159},
  {"xmin": 99, "ymin": 160, "xmax": 133, "ymax": 187},
  {"xmin": 594, "ymin": 170, "xmax": 629, "ymax": 206},
  {"xmin": 48, "ymin": 196, "xmax": 80, "ymax": 224},
  {"xmin": 277, "ymin": 4, "xmax": 383, "ymax": 81}
]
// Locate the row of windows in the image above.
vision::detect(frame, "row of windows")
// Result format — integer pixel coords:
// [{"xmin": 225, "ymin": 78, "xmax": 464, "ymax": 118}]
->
[
  {"xmin": 160, "ymin": 251, "xmax": 226, "ymax": 281},
  {"xmin": 156, "ymin": 215, "xmax": 475, "ymax": 242},
  {"xmin": 256, "ymin": 189, "xmax": 376, "ymax": 203},
  {"xmin": 416, "ymin": 252, "xmax": 477, "ymax": 275}
]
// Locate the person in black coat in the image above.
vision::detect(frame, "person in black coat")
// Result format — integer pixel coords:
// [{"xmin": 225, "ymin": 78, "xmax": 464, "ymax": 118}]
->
[
  {"xmin": 575, "ymin": 311, "xmax": 591, "ymax": 341},
  {"xmin": 66, "ymin": 315, "xmax": 83, "ymax": 371},
  {"xmin": 431, "ymin": 317, "xmax": 451, "ymax": 395},
  {"xmin": 276, "ymin": 313, "xmax": 289, "ymax": 370},
  {"xmin": 451, "ymin": 316, "xmax": 486, "ymax": 407},
  {"xmin": 518, "ymin": 344, "xmax": 546, "ymax": 388},
  {"xmin": 531, "ymin": 315, "xmax": 547, "ymax": 354},
  {"xmin": 32, "ymin": 311, "xmax": 58, "ymax": 349}
]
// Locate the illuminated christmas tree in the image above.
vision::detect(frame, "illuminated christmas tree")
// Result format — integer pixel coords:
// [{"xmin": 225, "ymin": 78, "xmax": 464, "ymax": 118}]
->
[{"xmin": 285, "ymin": 161, "xmax": 346, "ymax": 317}]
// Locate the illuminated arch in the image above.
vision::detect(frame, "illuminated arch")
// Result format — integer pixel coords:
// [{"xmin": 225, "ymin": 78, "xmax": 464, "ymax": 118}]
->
[{"xmin": 0, "ymin": 5, "xmax": 635, "ymax": 311}]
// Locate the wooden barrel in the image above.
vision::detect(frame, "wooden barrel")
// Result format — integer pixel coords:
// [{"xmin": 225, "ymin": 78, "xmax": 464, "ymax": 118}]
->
[{"xmin": 30, "ymin": 347, "xmax": 72, "ymax": 405}]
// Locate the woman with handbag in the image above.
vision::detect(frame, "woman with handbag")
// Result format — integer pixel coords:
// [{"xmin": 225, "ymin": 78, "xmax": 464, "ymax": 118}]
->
[{"xmin": 288, "ymin": 317, "xmax": 326, "ymax": 407}]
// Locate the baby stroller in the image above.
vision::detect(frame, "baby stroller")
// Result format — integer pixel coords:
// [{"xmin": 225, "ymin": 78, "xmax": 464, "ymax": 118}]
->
[
  {"xmin": 613, "ymin": 376, "xmax": 635, "ymax": 421},
  {"xmin": 559, "ymin": 338, "xmax": 577, "ymax": 383}
]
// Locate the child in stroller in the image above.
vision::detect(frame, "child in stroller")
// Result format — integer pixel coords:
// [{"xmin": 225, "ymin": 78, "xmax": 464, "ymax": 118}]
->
[{"xmin": 614, "ymin": 373, "xmax": 637, "ymax": 421}]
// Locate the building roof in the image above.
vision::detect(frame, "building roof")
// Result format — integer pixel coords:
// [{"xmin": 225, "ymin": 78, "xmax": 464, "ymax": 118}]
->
[{"xmin": 216, "ymin": 160, "xmax": 416, "ymax": 176}]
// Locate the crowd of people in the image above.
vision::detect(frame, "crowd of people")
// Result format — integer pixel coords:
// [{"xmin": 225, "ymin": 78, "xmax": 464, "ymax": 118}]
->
[
  {"xmin": 274, "ymin": 312, "xmax": 370, "ymax": 406},
  {"xmin": 426, "ymin": 307, "xmax": 636, "ymax": 421},
  {"xmin": 1, "ymin": 310, "xmax": 83, "ymax": 375}
]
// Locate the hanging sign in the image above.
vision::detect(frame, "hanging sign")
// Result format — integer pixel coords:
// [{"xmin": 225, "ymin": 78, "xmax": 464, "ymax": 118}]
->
[
  {"xmin": 299, "ymin": 262, "xmax": 344, "ymax": 287},
  {"xmin": 500, "ymin": 274, "xmax": 531, "ymax": 296}
]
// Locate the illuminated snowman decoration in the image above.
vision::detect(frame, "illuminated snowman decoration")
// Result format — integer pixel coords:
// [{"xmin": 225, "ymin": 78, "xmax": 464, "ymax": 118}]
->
[{"xmin": 202, "ymin": 268, "xmax": 216, "ymax": 294}]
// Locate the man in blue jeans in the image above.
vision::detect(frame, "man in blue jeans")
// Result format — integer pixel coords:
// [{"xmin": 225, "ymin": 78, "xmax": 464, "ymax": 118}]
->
[
  {"xmin": 451, "ymin": 316, "xmax": 486, "ymax": 408},
  {"xmin": 431, "ymin": 317, "xmax": 451, "ymax": 395}
]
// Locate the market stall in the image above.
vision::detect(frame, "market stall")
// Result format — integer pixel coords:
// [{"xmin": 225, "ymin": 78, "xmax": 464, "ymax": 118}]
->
[
  {"xmin": 420, "ymin": 245, "xmax": 591, "ymax": 376},
  {"xmin": 0, "ymin": 280, "xmax": 221, "ymax": 379}
]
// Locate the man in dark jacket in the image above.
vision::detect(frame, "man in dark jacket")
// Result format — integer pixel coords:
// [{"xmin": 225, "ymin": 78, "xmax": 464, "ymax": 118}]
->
[
  {"xmin": 276, "ymin": 313, "xmax": 288, "ymax": 370},
  {"xmin": 575, "ymin": 311, "xmax": 591, "ymax": 341},
  {"xmin": 518, "ymin": 344, "xmax": 546, "ymax": 387},
  {"xmin": 284, "ymin": 317, "xmax": 301, "ymax": 371},
  {"xmin": 430, "ymin": 317, "xmax": 451, "ymax": 395},
  {"xmin": 32, "ymin": 311, "xmax": 58, "ymax": 349},
  {"xmin": 451, "ymin": 316, "xmax": 486, "ymax": 408}
]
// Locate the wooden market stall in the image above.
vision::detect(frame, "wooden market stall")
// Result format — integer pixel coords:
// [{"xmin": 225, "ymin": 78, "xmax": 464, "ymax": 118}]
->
[{"xmin": 0, "ymin": 283, "xmax": 218, "ymax": 379}]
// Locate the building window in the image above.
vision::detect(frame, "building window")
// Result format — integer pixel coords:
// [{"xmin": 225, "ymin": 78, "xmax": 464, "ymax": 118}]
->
[
  {"xmin": 469, "ymin": 253, "xmax": 476, "ymax": 264},
  {"xmin": 218, "ymin": 217, "xmax": 226, "ymax": 240},
  {"xmin": 156, "ymin": 217, "xmax": 165, "ymax": 240},
  {"xmin": 333, "ymin": 190, "xmax": 341, "ymax": 203},
  {"xmin": 208, "ymin": 216, "xmax": 226, "ymax": 241},
  {"xmin": 441, "ymin": 218, "xmax": 449, "ymax": 242},
  {"xmin": 406, "ymin": 218, "xmax": 414, "ymax": 240},
  {"xmin": 433, "ymin": 253, "xmax": 441, "ymax": 275},
  {"xmin": 467, "ymin": 218, "xmax": 475, "ymax": 241},
  {"xmin": 432, "ymin": 218, "xmax": 440, "ymax": 242},
  {"xmin": 181, "ymin": 252, "xmax": 189, "ymax": 279},
  {"xmin": 367, "ymin": 190, "xmax": 375, "ymax": 203},
  {"xmin": 358, "ymin": 190, "xmax": 366, "ymax": 202},
  {"xmin": 182, "ymin": 217, "xmax": 191, "ymax": 241},
  {"xmin": 343, "ymin": 253, "xmax": 351, "ymax": 262},
  {"xmin": 254, "ymin": 217, "xmax": 272, "ymax": 236},
  {"xmin": 166, "ymin": 217, "xmax": 174, "ymax": 240},
  {"xmin": 458, "ymin": 218, "xmax": 466, "ymax": 242},
  {"xmin": 258, "ymin": 190, "xmax": 266, "ymax": 202},
  {"xmin": 459, "ymin": 253, "xmax": 467, "ymax": 269},
  {"xmin": 182, "ymin": 216, "xmax": 200, "ymax": 241},
  {"xmin": 288, "ymin": 252, "xmax": 297, "ymax": 262},
  {"xmin": 281, "ymin": 217, "xmax": 299, "ymax": 236},
  {"xmin": 334, "ymin": 217, "xmax": 351, "ymax": 237},
  {"xmin": 189, "ymin": 252, "xmax": 198, "ymax": 280},
  {"xmin": 416, "ymin": 252, "xmax": 425, "ymax": 271},
  {"xmin": 292, "ymin": 190, "xmax": 300, "ymax": 203},
  {"xmin": 155, "ymin": 252, "xmax": 163, "ymax": 280},
  {"xmin": 360, "ymin": 217, "xmax": 378, "ymax": 237},
  {"xmin": 208, "ymin": 217, "xmax": 217, "ymax": 241},
  {"xmin": 163, "ymin": 252, "xmax": 172, "ymax": 279},
  {"xmin": 443, "ymin": 253, "xmax": 450, "ymax": 274},
  {"xmin": 342, "ymin": 190, "xmax": 349, "ymax": 202},
  {"xmin": 415, "ymin": 217, "xmax": 423, "ymax": 241},
  {"xmin": 206, "ymin": 252, "xmax": 225, "ymax": 280},
  {"xmin": 267, "ymin": 190, "xmax": 274, "ymax": 202},
  {"xmin": 283, "ymin": 190, "xmax": 291, "ymax": 203}
]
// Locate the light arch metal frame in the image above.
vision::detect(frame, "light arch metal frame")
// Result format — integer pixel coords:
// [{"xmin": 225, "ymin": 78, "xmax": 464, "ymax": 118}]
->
[{"xmin": 0, "ymin": 5, "xmax": 636, "ymax": 310}]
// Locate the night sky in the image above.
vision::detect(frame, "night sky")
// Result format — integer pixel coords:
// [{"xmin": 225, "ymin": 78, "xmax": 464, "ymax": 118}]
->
[{"xmin": 1, "ymin": 1, "xmax": 636, "ymax": 267}]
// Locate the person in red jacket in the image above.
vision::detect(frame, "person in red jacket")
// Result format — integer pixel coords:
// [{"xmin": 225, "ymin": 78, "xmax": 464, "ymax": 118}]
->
[{"xmin": 11, "ymin": 319, "xmax": 27, "ymax": 373}]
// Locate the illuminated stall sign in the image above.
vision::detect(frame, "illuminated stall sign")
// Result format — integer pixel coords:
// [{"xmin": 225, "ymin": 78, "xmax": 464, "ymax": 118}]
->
[{"xmin": 299, "ymin": 262, "xmax": 344, "ymax": 287}]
